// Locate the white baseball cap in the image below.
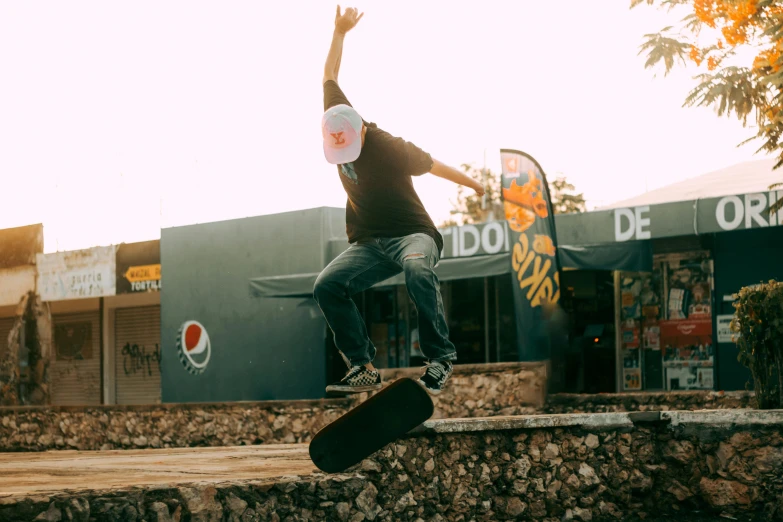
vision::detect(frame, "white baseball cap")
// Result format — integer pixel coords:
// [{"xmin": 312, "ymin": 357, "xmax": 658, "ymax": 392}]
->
[{"xmin": 322, "ymin": 104, "xmax": 363, "ymax": 164}]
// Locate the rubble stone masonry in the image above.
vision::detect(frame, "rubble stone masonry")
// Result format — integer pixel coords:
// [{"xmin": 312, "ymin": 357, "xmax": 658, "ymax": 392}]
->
[
  {"xmin": 0, "ymin": 362, "xmax": 755, "ymax": 452},
  {"xmin": 2, "ymin": 410, "xmax": 782, "ymax": 521}
]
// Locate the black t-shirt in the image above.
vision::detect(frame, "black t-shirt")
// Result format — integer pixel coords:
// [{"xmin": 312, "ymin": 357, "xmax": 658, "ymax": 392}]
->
[{"xmin": 323, "ymin": 80, "xmax": 443, "ymax": 252}]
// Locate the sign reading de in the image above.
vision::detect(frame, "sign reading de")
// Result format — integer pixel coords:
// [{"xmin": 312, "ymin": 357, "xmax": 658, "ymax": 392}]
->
[
  {"xmin": 609, "ymin": 191, "xmax": 782, "ymax": 243},
  {"xmin": 614, "ymin": 206, "xmax": 652, "ymax": 242}
]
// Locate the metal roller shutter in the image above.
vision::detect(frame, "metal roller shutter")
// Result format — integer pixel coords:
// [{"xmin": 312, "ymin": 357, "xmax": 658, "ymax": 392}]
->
[
  {"xmin": 50, "ymin": 312, "xmax": 101, "ymax": 405},
  {"xmin": 115, "ymin": 306, "xmax": 161, "ymax": 404}
]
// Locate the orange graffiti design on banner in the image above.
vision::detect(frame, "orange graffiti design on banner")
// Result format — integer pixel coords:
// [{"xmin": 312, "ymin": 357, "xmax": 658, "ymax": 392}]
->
[
  {"xmin": 503, "ymin": 170, "xmax": 549, "ymax": 233},
  {"xmin": 533, "ymin": 234, "xmax": 556, "ymax": 257},
  {"xmin": 511, "ymin": 234, "xmax": 559, "ymax": 307}
]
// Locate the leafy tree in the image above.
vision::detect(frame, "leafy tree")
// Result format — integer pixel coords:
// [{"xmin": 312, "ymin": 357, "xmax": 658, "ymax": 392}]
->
[
  {"xmin": 443, "ymin": 164, "xmax": 504, "ymax": 226},
  {"xmin": 550, "ymin": 176, "xmax": 587, "ymax": 214},
  {"xmin": 443, "ymin": 165, "xmax": 584, "ymax": 226},
  {"xmin": 632, "ymin": 0, "xmax": 783, "ymax": 212}
]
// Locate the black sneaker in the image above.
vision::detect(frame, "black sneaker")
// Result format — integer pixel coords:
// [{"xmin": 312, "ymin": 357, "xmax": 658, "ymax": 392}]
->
[
  {"xmin": 418, "ymin": 360, "xmax": 453, "ymax": 395},
  {"xmin": 326, "ymin": 366, "xmax": 382, "ymax": 394}
]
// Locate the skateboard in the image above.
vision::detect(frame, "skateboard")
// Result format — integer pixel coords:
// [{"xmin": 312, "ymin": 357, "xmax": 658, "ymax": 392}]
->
[{"xmin": 309, "ymin": 377, "xmax": 434, "ymax": 473}]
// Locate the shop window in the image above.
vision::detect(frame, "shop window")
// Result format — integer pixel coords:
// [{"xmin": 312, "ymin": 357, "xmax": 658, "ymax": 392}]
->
[
  {"xmin": 447, "ymin": 278, "xmax": 487, "ymax": 364},
  {"xmin": 659, "ymin": 253, "xmax": 715, "ymax": 390},
  {"xmin": 366, "ymin": 288, "xmax": 397, "ymax": 369},
  {"xmin": 619, "ymin": 251, "xmax": 714, "ymax": 392},
  {"xmin": 356, "ymin": 276, "xmax": 520, "ymax": 369},
  {"xmin": 494, "ymin": 276, "xmax": 518, "ymax": 363},
  {"xmin": 619, "ymin": 271, "xmax": 658, "ymax": 391}
]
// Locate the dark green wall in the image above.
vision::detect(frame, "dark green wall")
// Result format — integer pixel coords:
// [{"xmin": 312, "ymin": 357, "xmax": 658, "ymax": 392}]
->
[
  {"xmin": 161, "ymin": 207, "xmax": 345, "ymax": 402},
  {"xmin": 713, "ymin": 227, "xmax": 783, "ymax": 391}
]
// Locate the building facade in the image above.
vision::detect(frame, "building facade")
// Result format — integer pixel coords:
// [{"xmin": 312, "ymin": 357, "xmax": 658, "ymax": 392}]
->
[
  {"xmin": 0, "ymin": 234, "xmax": 161, "ymax": 406},
  {"xmin": 1, "ymin": 173, "xmax": 779, "ymax": 404}
]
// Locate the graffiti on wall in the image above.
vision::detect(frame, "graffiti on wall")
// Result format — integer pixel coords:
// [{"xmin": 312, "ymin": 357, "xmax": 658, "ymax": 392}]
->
[{"xmin": 121, "ymin": 342, "xmax": 161, "ymax": 377}]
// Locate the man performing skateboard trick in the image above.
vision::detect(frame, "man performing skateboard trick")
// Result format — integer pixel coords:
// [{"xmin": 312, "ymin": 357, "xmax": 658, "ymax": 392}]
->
[{"xmin": 314, "ymin": 6, "xmax": 485, "ymax": 396}]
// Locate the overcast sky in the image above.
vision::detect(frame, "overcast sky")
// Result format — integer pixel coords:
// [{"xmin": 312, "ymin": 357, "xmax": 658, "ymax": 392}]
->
[{"xmin": 0, "ymin": 1, "xmax": 771, "ymax": 253}]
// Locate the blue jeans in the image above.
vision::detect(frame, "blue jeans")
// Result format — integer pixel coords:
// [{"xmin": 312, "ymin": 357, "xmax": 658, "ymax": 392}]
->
[{"xmin": 313, "ymin": 233, "xmax": 457, "ymax": 366}]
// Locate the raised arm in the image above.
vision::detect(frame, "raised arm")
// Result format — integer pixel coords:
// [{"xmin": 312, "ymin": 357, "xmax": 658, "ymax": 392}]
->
[
  {"xmin": 323, "ymin": 6, "xmax": 364, "ymax": 85},
  {"xmin": 430, "ymin": 159, "xmax": 485, "ymax": 196}
]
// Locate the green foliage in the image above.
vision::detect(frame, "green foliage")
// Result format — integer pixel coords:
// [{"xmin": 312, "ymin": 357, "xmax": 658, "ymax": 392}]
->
[
  {"xmin": 444, "ymin": 167, "xmax": 585, "ymax": 226},
  {"xmin": 638, "ymin": 30, "xmax": 691, "ymax": 75},
  {"xmin": 443, "ymin": 164, "xmax": 504, "ymax": 227},
  {"xmin": 730, "ymin": 280, "xmax": 783, "ymax": 409},
  {"xmin": 683, "ymin": 67, "xmax": 765, "ymax": 124},
  {"xmin": 550, "ymin": 177, "xmax": 587, "ymax": 214},
  {"xmin": 632, "ymin": 0, "xmax": 783, "ymax": 196}
]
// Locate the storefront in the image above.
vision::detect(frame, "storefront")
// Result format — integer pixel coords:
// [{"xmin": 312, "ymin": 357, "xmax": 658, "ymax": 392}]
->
[
  {"xmin": 37, "ymin": 246, "xmax": 116, "ymax": 406},
  {"xmin": 50, "ymin": 308, "xmax": 103, "ymax": 405},
  {"xmin": 250, "ymin": 219, "xmax": 651, "ymax": 390},
  {"xmin": 559, "ymin": 269, "xmax": 617, "ymax": 393},
  {"xmin": 36, "ymin": 241, "xmax": 162, "ymax": 405},
  {"xmin": 618, "ymin": 247, "xmax": 714, "ymax": 392},
  {"xmin": 165, "ymin": 179, "xmax": 780, "ymax": 402},
  {"xmin": 314, "ymin": 187, "xmax": 780, "ymax": 394},
  {"xmin": 162, "ymin": 208, "xmax": 343, "ymax": 403},
  {"xmin": 112, "ymin": 240, "xmax": 161, "ymax": 405},
  {"xmin": 557, "ymin": 185, "xmax": 782, "ymax": 393},
  {"xmin": 350, "ymin": 274, "xmax": 518, "ymax": 371},
  {"xmin": 310, "ymin": 224, "xmax": 520, "ymax": 382}
]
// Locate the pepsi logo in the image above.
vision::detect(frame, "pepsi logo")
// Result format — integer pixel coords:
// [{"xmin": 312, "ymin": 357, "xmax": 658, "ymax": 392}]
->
[{"xmin": 177, "ymin": 320, "xmax": 211, "ymax": 375}]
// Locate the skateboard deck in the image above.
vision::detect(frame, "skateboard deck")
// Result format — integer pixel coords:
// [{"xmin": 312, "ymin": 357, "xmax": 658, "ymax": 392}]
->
[{"xmin": 309, "ymin": 377, "xmax": 434, "ymax": 473}]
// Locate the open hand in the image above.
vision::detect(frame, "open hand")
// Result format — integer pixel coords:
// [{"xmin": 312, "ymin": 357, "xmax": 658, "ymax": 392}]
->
[{"xmin": 335, "ymin": 6, "xmax": 364, "ymax": 34}]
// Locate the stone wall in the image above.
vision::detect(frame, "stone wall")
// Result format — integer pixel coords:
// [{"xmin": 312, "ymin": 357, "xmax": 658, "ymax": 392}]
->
[
  {"xmin": 0, "ymin": 360, "xmax": 757, "ymax": 452},
  {"xmin": 3, "ymin": 410, "xmax": 783, "ymax": 521},
  {"xmin": 0, "ymin": 399, "xmax": 351, "ymax": 452},
  {"xmin": 544, "ymin": 390, "xmax": 757, "ymax": 414},
  {"xmin": 376, "ymin": 362, "xmax": 547, "ymax": 419},
  {"xmin": 379, "ymin": 363, "xmax": 755, "ymax": 419}
]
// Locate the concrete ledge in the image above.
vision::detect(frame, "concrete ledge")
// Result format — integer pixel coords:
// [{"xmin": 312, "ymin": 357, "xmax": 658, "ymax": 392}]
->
[
  {"xmin": 420, "ymin": 412, "xmax": 635, "ymax": 433},
  {"xmin": 0, "ymin": 391, "xmax": 767, "ymax": 453},
  {"xmin": 379, "ymin": 361, "xmax": 546, "ymax": 379},
  {"xmin": 663, "ymin": 409, "xmax": 783, "ymax": 427},
  {"xmin": 0, "ymin": 397, "xmax": 354, "ymax": 414},
  {"xmin": 419, "ymin": 408, "xmax": 783, "ymax": 435}
]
